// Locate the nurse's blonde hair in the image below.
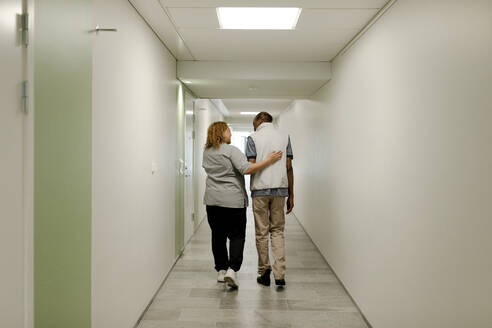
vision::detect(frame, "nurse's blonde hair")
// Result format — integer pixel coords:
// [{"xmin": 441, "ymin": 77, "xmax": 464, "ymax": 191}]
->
[{"xmin": 206, "ymin": 121, "xmax": 229, "ymax": 149}]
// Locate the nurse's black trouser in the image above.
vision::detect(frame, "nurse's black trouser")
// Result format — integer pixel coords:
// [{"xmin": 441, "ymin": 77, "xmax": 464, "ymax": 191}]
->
[{"xmin": 206, "ymin": 205, "xmax": 247, "ymax": 272}]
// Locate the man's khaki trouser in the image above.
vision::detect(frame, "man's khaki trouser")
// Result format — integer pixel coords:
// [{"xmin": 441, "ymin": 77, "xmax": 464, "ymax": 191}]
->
[{"xmin": 252, "ymin": 196, "xmax": 286, "ymax": 280}]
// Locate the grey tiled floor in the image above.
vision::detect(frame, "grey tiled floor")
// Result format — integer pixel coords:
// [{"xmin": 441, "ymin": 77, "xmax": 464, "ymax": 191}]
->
[{"xmin": 138, "ymin": 209, "xmax": 369, "ymax": 328}]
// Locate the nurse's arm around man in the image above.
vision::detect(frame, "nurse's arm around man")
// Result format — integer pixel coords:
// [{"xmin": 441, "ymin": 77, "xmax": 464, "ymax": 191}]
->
[{"xmin": 202, "ymin": 121, "xmax": 282, "ymax": 289}]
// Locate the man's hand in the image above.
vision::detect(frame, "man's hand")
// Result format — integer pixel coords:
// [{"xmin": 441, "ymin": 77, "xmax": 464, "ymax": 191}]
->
[
  {"xmin": 286, "ymin": 157, "xmax": 294, "ymax": 214},
  {"xmin": 286, "ymin": 196, "xmax": 294, "ymax": 214}
]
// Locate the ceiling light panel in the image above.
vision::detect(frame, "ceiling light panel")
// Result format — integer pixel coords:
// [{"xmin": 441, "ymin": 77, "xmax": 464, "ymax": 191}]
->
[{"xmin": 217, "ymin": 7, "xmax": 302, "ymax": 30}]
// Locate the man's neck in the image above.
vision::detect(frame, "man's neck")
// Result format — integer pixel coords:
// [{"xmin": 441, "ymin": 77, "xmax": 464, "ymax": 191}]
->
[{"xmin": 256, "ymin": 122, "xmax": 273, "ymax": 131}]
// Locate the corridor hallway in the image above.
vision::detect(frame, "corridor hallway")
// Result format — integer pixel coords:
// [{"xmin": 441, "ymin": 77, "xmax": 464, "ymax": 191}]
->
[
  {"xmin": 137, "ymin": 210, "xmax": 368, "ymax": 328},
  {"xmin": 3, "ymin": 0, "xmax": 492, "ymax": 327}
]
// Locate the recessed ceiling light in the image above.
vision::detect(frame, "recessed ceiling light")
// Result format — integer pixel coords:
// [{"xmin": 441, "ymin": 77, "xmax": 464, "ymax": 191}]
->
[
  {"xmin": 182, "ymin": 80, "xmax": 192, "ymax": 84},
  {"xmin": 240, "ymin": 112, "xmax": 259, "ymax": 116},
  {"xmin": 217, "ymin": 7, "xmax": 302, "ymax": 30}
]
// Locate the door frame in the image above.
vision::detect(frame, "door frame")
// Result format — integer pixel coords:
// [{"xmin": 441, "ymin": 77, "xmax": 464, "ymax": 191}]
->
[
  {"xmin": 183, "ymin": 92, "xmax": 196, "ymax": 243},
  {"xmin": 24, "ymin": 0, "xmax": 34, "ymax": 326},
  {"xmin": 175, "ymin": 83, "xmax": 185, "ymax": 257}
]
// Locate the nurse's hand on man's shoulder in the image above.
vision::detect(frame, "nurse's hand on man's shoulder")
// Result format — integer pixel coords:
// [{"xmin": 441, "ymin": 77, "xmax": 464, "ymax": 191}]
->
[{"xmin": 267, "ymin": 151, "xmax": 283, "ymax": 163}]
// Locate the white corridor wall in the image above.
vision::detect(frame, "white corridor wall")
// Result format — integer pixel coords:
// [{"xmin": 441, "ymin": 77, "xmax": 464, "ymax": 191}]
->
[
  {"xmin": 92, "ymin": 0, "xmax": 178, "ymax": 327},
  {"xmin": 278, "ymin": 1, "xmax": 492, "ymax": 327}
]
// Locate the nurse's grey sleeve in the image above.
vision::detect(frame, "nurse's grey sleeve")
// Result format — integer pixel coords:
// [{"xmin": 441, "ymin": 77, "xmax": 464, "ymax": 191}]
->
[{"xmin": 229, "ymin": 146, "xmax": 252, "ymax": 175}]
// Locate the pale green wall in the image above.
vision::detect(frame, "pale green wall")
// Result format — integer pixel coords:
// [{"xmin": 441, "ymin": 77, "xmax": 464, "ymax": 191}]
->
[{"xmin": 34, "ymin": 0, "xmax": 92, "ymax": 327}]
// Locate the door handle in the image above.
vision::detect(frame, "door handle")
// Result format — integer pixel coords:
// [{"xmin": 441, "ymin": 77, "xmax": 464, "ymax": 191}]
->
[
  {"xmin": 90, "ymin": 25, "xmax": 118, "ymax": 33},
  {"xmin": 178, "ymin": 159, "xmax": 185, "ymax": 175}
]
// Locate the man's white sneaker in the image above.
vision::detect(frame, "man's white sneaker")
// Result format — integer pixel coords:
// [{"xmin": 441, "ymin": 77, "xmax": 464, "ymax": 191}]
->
[
  {"xmin": 217, "ymin": 270, "xmax": 227, "ymax": 283},
  {"xmin": 224, "ymin": 268, "xmax": 238, "ymax": 288}
]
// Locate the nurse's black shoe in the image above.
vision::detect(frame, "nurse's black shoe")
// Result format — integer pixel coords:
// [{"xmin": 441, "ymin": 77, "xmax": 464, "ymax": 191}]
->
[
  {"xmin": 275, "ymin": 279, "xmax": 286, "ymax": 287},
  {"xmin": 256, "ymin": 269, "xmax": 271, "ymax": 286}
]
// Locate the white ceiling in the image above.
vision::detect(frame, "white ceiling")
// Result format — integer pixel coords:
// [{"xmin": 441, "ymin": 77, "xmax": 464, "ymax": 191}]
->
[
  {"xmin": 182, "ymin": 79, "xmax": 329, "ymax": 99},
  {"xmin": 222, "ymin": 98, "xmax": 293, "ymax": 117},
  {"xmin": 131, "ymin": 0, "xmax": 388, "ymax": 62},
  {"xmin": 165, "ymin": 2, "xmax": 383, "ymax": 61},
  {"xmin": 129, "ymin": 0, "xmax": 388, "ymax": 100},
  {"xmin": 177, "ymin": 61, "xmax": 331, "ymax": 99},
  {"xmin": 158, "ymin": 0, "xmax": 386, "ymax": 7}
]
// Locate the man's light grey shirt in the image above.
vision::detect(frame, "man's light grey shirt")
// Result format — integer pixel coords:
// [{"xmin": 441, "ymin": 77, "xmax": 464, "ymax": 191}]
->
[{"xmin": 202, "ymin": 143, "xmax": 251, "ymax": 208}]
